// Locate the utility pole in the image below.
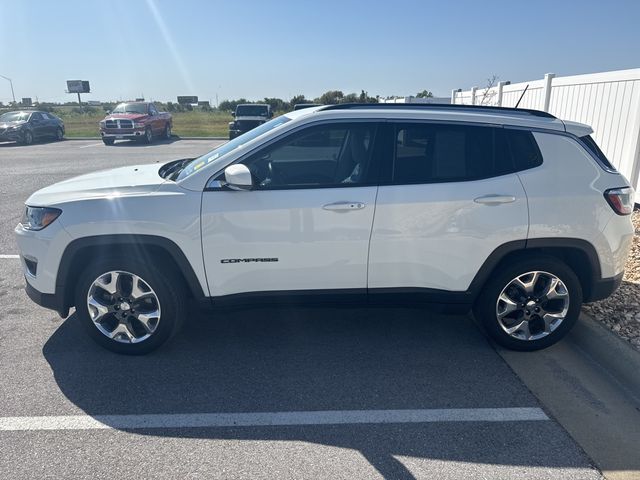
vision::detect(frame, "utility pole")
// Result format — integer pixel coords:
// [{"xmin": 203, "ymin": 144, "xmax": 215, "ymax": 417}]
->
[{"xmin": 0, "ymin": 74, "xmax": 16, "ymax": 104}]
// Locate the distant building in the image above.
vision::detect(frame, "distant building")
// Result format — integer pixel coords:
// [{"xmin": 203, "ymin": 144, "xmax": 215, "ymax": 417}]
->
[{"xmin": 379, "ymin": 96, "xmax": 450, "ymax": 104}]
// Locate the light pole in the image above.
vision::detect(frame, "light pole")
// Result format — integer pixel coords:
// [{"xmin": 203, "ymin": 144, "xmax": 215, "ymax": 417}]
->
[{"xmin": 0, "ymin": 74, "xmax": 16, "ymax": 104}]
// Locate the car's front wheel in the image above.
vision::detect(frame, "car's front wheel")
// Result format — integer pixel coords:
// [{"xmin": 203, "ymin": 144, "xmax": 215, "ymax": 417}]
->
[
  {"xmin": 143, "ymin": 127, "xmax": 153, "ymax": 144},
  {"xmin": 21, "ymin": 130, "xmax": 34, "ymax": 145},
  {"xmin": 102, "ymin": 138, "xmax": 115, "ymax": 145},
  {"xmin": 474, "ymin": 256, "xmax": 582, "ymax": 351},
  {"xmin": 55, "ymin": 127, "xmax": 64, "ymax": 141},
  {"xmin": 75, "ymin": 256, "xmax": 186, "ymax": 354}
]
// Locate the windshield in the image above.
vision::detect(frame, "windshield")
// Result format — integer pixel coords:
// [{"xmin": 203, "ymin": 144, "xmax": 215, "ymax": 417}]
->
[
  {"xmin": 176, "ymin": 116, "xmax": 290, "ymax": 180},
  {"xmin": 0, "ymin": 112, "xmax": 29, "ymax": 122},
  {"xmin": 111, "ymin": 103, "xmax": 148, "ymax": 114},
  {"xmin": 236, "ymin": 105, "xmax": 269, "ymax": 117}
]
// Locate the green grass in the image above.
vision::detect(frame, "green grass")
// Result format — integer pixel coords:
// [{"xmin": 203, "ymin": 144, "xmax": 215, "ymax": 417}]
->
[{"xmin": 52, "ymin": 109, "xmax": 232, "ymax": 138}]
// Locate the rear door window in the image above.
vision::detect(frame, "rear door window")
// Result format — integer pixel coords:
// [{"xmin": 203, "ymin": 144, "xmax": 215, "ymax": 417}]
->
[
  {"xmin": 392, "ymin": 123, "xmax": 511, "ymax": 184},
  {"xmin": 506, "ymin": 129, "xmax": 543, "ymax": 171}
]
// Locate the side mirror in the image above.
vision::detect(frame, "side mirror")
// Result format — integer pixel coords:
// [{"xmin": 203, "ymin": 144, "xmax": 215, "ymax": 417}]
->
[{"xmin": 224, "ymin": 164, "xmax": 253, "ymax": 191}]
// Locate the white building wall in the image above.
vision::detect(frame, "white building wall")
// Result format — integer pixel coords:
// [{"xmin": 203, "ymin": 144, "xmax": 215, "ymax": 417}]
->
[{"xmin": 452, "ymin": 68, "xmax": 640, "ymax": 199}]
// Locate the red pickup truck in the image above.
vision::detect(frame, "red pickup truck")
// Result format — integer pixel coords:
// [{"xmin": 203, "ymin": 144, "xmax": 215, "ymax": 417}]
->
[{"xmin": 99, "ymin": 102, "xmax": 172, "ymax": 145}]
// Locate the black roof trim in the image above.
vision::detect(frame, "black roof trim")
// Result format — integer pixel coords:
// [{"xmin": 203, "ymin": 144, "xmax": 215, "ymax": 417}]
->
[{"xmin": 319, "ymin": 103, "xmax": 556, "ymax": 119}]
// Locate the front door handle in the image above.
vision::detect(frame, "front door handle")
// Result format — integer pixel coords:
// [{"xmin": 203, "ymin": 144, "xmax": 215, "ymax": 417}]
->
[
  {"xmin": 473, "ymin": 194, "xmax": 516, "ymax": 205},
  {"xmin": 322, "ymin": 201, "xmax": 366, "ymax": 211}
]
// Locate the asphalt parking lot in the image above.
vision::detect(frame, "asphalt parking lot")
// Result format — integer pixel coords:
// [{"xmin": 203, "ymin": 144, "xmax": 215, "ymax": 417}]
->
[{"xmin": 0, "ymin": 138, "xmax": 619, "ymax": 479}]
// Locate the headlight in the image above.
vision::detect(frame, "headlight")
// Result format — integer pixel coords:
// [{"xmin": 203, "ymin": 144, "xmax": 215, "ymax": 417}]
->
[
  {"xmin": 21, "ymin": 206, "xmax": 62, "ymax": 231},
  {"xmin": 8, "ymin": 124, "xmax": 23, "ymax": 130},
  {"xmin": 134, "ymin": 122, "xmax": 145, "ymax": 128}
]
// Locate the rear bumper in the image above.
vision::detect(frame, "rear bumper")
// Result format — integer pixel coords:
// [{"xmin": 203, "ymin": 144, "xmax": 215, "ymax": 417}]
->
[
  {"xmin": 586, "ymin": 271, "xmax": 624, "ymax": 303},
  {"xmin": 25, "ymin": 280, "xmax": 68, "ymax": 318}
]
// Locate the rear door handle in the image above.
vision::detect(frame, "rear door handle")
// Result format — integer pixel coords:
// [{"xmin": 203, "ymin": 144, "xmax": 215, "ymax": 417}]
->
[
  {"xmin": 473, "ymin": 194, "xmax": 516, "ymax": 205},
  {"xmin": 322, "ymin": 201, "xmax": 366, "ymax": 211}
]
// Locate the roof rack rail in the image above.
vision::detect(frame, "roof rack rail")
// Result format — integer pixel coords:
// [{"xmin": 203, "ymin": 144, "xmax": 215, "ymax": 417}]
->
[{"xmin": 319, "ymin": 103, "xmax": 557, "ymax": 119}]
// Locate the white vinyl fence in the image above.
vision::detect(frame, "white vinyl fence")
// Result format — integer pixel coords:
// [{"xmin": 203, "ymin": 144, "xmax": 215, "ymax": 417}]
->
[{"xmin": 452, "ymin": 69, "xmax": 640, "ymax": 198}]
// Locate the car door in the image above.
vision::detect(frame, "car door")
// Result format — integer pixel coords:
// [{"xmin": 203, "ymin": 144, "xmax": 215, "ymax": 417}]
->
[
  {"xmin": 40, "ymin": 112, "xmax": 56, "ymax": 136},
  {"xmin": 28, "ymin": 112, "xmax": 46, "ymax": 139},
  {"xmin": 368, "ymin": 121, "xmax": 529, "ymax": 295},
  {"xmin": 200, "ymin": 121, "xmax": 382, "ymax": 298},
  {"xmin": 148, "ymin": 104, "xmax": 161, "ymax": 135}
]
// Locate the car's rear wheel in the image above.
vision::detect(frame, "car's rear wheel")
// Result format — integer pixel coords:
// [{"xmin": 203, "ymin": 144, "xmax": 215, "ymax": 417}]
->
[
  {"xmin": 474, "ymin": 256, "xmax": 582, "ymax": 351},
  {"xmin": 55, "ymin": 127, "xmax": 64, "ymax": 141},
  {"xmin": 22, "ymin": 130, "xmax": 33, "ymax": 145},
  {"xmin": 102, "ymin": 138, "xmax": 115, "ymax": 145},
  {"xmin": 75, "ymin": 256, "xmax": 186, "ymax": 354},
  {"xmin": 164, "ymin": 123, "xmax": 172, "ymax": 140}
]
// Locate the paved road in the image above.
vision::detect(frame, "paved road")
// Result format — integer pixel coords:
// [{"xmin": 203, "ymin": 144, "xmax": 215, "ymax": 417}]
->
[{"xmin": 0, "ymin": 139, "xmax": 602, "ymax": 479}]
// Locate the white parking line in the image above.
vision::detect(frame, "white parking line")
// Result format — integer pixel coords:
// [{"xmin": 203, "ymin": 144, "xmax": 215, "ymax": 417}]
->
[
  {"xmin": 0, "ymin": 408, "xmax": 548, "ymax": 432},
  {"xmin": 78, "ymin": 142, "xmax": 105, "ymax": 149},
  {"xmin": 0, "ymin": 254, "xmax": 19, "ymax": 259}
]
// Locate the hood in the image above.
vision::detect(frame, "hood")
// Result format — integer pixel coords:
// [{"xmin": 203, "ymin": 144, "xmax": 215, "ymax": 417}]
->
[
  {"xmin": 104, "ymin": 113, "xmax": 148, "ymax": 121},
  {"xmin": 26, "ymin": 163, "xmax": 166, "ymax": 206},
  {"xmin": 0, "ymin": 120, "xmax": 27, "ymax": 128}
]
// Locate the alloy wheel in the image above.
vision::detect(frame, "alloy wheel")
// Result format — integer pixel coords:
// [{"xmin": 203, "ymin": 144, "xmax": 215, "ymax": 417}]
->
[
  {"xmin": 86, "ymin": 270, "xmax": 161, "ymax": 344},
  {"xmin": 495, "ymin": 271, "xmax": 569, "ymax": 341}
]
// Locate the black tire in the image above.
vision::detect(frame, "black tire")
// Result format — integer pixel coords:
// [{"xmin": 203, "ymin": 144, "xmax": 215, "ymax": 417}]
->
[
  {"xmin": 102, "ymin": 138, "xmax": 115, "ymax": 146},
  {"xmin": 164, "ymin": 123, "xmax": 172, "ymax": 140},
  {"xmin": 55, "ymin": 127, "xmax": 64, "ymax": 141},
  {"xmin": 75, "ymin": 255, "xmax": 187, "ymax": 355},
  {"xmin": 21, "ymin": 130, "xmax": 34, "ymax": 145},
  {"xmin": 143, "ymin": 127, "xmax": 153, "ymax": 144},
  {"xmin": 473, "ymin": 255, "xmax": 582, "ymax": 351}
]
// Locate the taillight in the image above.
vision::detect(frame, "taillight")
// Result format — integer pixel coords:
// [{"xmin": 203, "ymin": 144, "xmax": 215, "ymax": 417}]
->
[{"xmin": 604, "ymin": 187, "xmax": 634, "ymax": 215}]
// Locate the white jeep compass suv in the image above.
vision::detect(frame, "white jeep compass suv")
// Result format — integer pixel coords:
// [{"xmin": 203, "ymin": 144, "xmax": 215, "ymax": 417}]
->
[{"xmin": 16, "ymin": 104, "xmax": 635, "ymax": 354}]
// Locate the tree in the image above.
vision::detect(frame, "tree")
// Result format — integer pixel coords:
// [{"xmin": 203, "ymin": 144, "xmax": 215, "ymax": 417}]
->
[
  {"xmin": 342, "ymin": 93, "xmax": 358, "ymax": 103},
  {"xmin": 263, "ymin": 97, "xmax": 288, "ymax": 113},
  {"xmin": 416, "ymin": 90, "xmax": 434, "ymax": 98},
  {"xmin": 218, "ymin": 98, "xmax": 248, "ymax": 113},
  {"xmin": 357, "ymin": 90, "xmax": 378, "ymax": 103},
  {"xmin": 478, "ymin": 75, "xmax": 499, "ymax": 105},
  {"xmin": 289, "ymin": 95, "xmax": 307, "ymax": 109},
  {"xmin": 316, "ymin": 90, "xmax": 344, "ymax": 105}
]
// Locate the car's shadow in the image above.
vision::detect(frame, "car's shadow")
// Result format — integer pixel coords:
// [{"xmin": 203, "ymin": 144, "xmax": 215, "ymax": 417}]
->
[
  {"xmin": 0, "ymin": 138, "xmax": 65, "ymax": 148},
  {"xmin": 43, "ymin": 305, "xmax": 589, "ymax": 478},
  {"xmin": 107, "ymin": 136, "xmax": 180, "ymax": 147}
]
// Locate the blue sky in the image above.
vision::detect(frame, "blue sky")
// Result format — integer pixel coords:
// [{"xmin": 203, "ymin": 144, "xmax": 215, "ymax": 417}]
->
[{"xmin": 1, "ymin": 0, "xmax": 639, "ymax": 104}]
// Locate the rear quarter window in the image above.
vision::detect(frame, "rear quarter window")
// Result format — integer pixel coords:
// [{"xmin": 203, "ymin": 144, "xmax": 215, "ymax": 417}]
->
[{"xmin": 579, "ymin": 135, "xmax": 617, "ymax": 172}]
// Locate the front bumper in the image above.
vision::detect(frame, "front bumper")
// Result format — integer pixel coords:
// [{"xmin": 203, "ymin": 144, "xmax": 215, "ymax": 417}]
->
[
  {"xmin": 0, "ymin": 129, "xmax": 23, "ymax": 142},
  {"xmin": 101, "ymin": 129, "xmax": 146, "ymax": 139},
  {"xmin": 25, "ymin": 280, "xmax": 68, "ymax": 317}
]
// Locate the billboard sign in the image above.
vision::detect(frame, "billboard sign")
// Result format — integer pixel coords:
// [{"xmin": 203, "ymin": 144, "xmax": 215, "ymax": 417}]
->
[
  {"xmin": 21, "ymin": 97, "xmax": 32, "ymax": 106},
  {"xmin": 177, "ymin": 96, "xmax": 198, "ymax": 105},
  {"xmin": 67, "ymin": 80, "xmax": 90, "ymax": 93}
]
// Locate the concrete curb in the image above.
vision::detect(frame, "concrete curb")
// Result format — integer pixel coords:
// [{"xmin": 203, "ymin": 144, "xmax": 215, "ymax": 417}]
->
[
  {"xmin": 64, "ymin": 136, "xmax": 227, "ymax": 141},
  {"xmin": 573, "ymin": 312, "xmax": 640, "ymax": 400}
]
